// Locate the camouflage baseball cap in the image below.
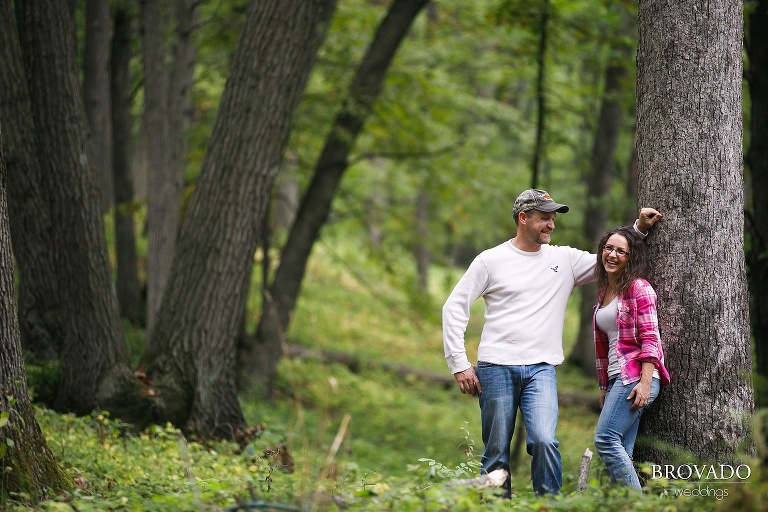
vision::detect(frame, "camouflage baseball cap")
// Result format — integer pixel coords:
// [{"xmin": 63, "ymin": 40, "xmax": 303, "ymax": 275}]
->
[{"xmin": 512, "ymin": 189, "xmax": 569, "ymax": 217}]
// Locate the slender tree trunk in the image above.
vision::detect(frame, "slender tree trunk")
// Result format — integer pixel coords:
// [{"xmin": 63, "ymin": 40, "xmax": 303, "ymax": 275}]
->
[
  {"xmin": 83, "ymin": 0, "xmax": 113, "ymax": 210},
  {"xmin": 142, "ymin": 0, "xmax": 200, "ymax": 338},
  {"xmin": 15, "ymin": 0, "xmax": 141, "ymax": 415},
  {"xmin": 141, "ymin": 0, "xmax": 174, "ymax": 337},
  {"xmin": 167, "ymin": 0, "xmax": 200, "ymax": 200},
  {"xmin": 530, "ymin": 0, "xmax": 549, "ymax": 189},
  {"xmin": 143, "ymin": 0, "xmax": 337, "ymax": 439},
  {"xmin": 0, "ymin": 0, "xmax": 62, "ymax": 365},
  {"xmin": 746, "ymin": 0, "xmax": 768, "ymax": 398},
  {"xmin": 412, "ymin": 2, "xmax": 438, "ymax": 294},
  {"xmin": 239, "ymin": 0, "xmax": 430, "ymax": 394},
  {"xmin": 634, "ymin": 0, "xmax": 754, "ymax": 462},
  {"xmin": 570, "ymin": 4, "xmax": 633, "ymax": 374},
  {"xmin": 415, "ymin": 191, "xmax": 430, "ymax": 291},
  {"xmin": 112, "ymin": 6, "xmax": 143, "ymax": 325},
  {"xmin": 0, "ymin": 127, "xmax": 72, "ymax": 504}
]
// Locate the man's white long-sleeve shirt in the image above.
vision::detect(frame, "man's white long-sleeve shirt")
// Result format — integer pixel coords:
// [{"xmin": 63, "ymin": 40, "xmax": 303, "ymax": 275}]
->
[{"xmin": 442, "ymin": 241, "xmax": 596, "ymax": 374}]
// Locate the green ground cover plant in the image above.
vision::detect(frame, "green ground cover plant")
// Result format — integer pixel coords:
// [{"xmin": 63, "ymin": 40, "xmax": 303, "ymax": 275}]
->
[{"xmin": 8, "ymin": 244, "xmax": 765, "ymax": 511}]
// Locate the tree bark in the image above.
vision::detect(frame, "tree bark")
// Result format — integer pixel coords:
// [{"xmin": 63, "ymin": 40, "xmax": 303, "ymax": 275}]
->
[
  {"xmin": 15, "ymin": 0, "xmax": 142, "ymax": 415},
  {"xmin": 746, "ymin": 0, "xmax": 768, "ymax": 397},
  {"xmin": 143, "ymin": 0, "xmax": 337, "ymax": 439},
  {"xmin": 239, "ymin": 0, "xmax": 430, "ymax": 394},
  {"xmin": 112, "ymin": 6, "xmax": 143, "ymax": 325},
  {"xmin": 634, "ymin": 0, "xmax": 754, "ymax": 462},
  {"xmin": 0, "ymin": 0, "xmax": 62, "ymax": 365},
  {"xmin": 0, "ymin": 127, "xmax": 73, "ymax": 503},
  {"xmin": 141, "ymin": 0, "xmax": 174, "ymax": 336},
  {"xmin": 167, "ymin": 0, "xmax": 200, "ymax": 208},
  {"xmin": 83, "ymin": 0, "xmax": 113, "ymax": 210},
  {"xmin": 570, "ymin": 3, "xmax": 633, "ymax": 374},
  {"xmin": 622, "ymin": 144, "xmax": 639, "ymax": 226}
]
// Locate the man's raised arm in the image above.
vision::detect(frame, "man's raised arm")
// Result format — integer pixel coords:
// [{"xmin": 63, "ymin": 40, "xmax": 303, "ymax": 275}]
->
[{"xmin": 633, "ymin": 207, "xmax": 663, "ymax": 237}]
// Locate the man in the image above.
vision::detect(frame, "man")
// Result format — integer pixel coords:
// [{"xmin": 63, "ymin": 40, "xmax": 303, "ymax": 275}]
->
[{"xmin": 442, "ymin": 188, "xmax": 661, "ymax": 495}]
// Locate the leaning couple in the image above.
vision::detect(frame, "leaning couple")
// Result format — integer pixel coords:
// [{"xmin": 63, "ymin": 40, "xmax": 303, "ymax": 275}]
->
[{"xmin": 442, "ymin": 188, "xmax": 670, "ymax": 495}]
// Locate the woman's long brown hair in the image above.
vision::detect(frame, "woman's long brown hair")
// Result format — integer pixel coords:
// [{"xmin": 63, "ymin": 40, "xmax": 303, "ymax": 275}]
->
[{"xmin": 595, "ymin": 226, "xmax": 649, "ymax": 295}]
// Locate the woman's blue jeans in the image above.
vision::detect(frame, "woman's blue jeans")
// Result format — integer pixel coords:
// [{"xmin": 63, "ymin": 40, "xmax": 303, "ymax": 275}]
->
[
  {"xmin": 476, "ymin": 361, "xmax": 561, "ymax": 495},
  {"xmin": 594, "ymin": 377, "xmax": 661, "ymax": 489}
]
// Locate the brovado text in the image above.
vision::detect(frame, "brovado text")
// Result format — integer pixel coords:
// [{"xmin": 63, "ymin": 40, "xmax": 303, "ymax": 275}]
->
[{"xmin": 651, "ymin": 464, "xmax": 751, "ymax": 481}]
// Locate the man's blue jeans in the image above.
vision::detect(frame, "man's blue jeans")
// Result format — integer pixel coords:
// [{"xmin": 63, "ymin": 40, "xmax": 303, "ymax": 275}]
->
[
  {"xmin": 593, "ymin": 377, "xmax": 661, "ymax": 489},
  {"xmin": 475, "ymin": 362, "xmax": 561, "ymax": 495}
]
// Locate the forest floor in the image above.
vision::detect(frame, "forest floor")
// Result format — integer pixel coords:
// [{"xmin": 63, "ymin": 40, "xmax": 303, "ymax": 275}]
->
[{"xmin": 11, "ymin": 243, "xmax": 764, "ymax": 511}]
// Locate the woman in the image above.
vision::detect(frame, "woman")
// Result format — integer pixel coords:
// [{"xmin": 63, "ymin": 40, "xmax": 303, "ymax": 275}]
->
[{"xmin": 592, "ymin": 226, "xmax": 670, "ymax": 489}]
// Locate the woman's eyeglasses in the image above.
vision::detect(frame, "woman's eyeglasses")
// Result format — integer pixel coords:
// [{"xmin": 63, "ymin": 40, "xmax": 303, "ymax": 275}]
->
[{"xmin": 602, "ymin": 245, "xmax": 629, "ymax": 257}]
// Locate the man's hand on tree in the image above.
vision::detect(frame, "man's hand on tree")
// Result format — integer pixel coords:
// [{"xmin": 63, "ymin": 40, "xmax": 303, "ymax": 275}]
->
[{"xmin": 637, "ymin": 207, "xmax": 662, "ymax": 233}]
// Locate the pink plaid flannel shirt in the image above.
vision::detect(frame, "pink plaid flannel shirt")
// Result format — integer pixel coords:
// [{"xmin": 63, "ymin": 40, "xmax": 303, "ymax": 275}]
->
[{"xmin": 593, "ymin": 278, "xmax": 671, "ymax": 391}]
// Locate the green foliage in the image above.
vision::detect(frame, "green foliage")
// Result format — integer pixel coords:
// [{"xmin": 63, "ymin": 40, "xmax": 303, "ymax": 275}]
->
[
  {"xmin": 22, "ymin": 411, "xmax": 287, "ymax": 511},
  {"xmin": 22, "ymin": 359, "xmax": 60, "ymax": 405},
  {"xmin": 13, "ymin": 238, "xmax": 766, "ymax": 510},
  {"xmin": 9, "ymin": 0, "xmax": 764, "ymax": 510},
  {"xmin": 262, "ymin": 0, "xmax": 641, "ymax": 285},
  {"xmin": 130, "ymin": 0, "xmax": 642, "ymax": 280}
]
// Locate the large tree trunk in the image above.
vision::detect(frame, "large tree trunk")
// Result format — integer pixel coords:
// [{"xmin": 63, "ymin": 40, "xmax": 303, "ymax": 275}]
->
[
  {"xmin": 238, "ymin": 0, "xmax": 430, "ymax": 394},
  {"xmin": 112, "ymin": 6, "xmax": 143, "ymax": 325},
  {"xmin": 15, "ymin": 0, "xmax": 141, "ymax": 415},
  {"xmin": 83, "ymin": 0, "xmax": 113, "ymax": 210},
  {"xmin": 634, "ymin": 0, "xmax": 754, "ymax": 462},
  {"xmin": 141, "ymin": 0, "xmax": 174, "ymax": 336},
  {"xmin": 0, "ymin": 0, "xmax": 62, "ymax": 365},
  {"xmin": 143, "ymin": 0, "xmax": 337, "ymax": 439},
  {"xmin": 746, "ymin": 0, "xmax": 768, "ymax": 399},
  {"xmin": 0, "ymin": 128, "xmax": 72, "ymax": 503},
  {"xmin": 569, "ymin": 3, "xmax": 633, "ymax": 374}
]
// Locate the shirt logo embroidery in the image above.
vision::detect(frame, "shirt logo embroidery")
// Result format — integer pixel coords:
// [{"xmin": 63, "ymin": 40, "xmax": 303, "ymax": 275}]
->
[{"xmin": 551, "ymin": 266, "xmax": 559, "ymax": 272}]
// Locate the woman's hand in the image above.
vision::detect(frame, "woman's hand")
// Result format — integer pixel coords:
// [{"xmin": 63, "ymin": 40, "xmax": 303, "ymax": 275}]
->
[
  {"xmin": 628, "ymin": 380, "xmax": 651, "ymax": 410},
  {"xmin": 599, "ymin": 389, "xmax": 607, "ymax": 409}
]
